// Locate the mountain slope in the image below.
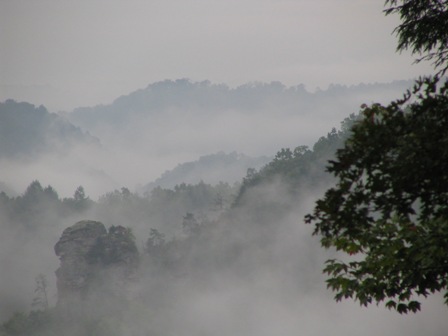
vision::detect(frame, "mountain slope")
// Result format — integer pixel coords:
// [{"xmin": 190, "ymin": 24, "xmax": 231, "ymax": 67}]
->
[
  {"xmin": 0, "ymin": 100, "xmax": 99, "ymax": 159},
  {"xmin": 140, "ymin": 151, "xmax": 271, "ymax": 193},
  {"xmin": 69, "ymin": 79, "xmax": 415, "ymax": 132}
]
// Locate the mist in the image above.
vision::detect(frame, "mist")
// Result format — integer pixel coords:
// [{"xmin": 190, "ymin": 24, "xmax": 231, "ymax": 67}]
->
[
  {"xmin": 2, "ymin": 0, "xmax": 447, "ymax": 332},
  {"xmin": 1, "ymin": 86, "xmax": 447, "ymax": 335},
  {"xmin": 0, "ymin": 79, "xmax": 419, "ymax": 199},
  {"xmin": 0, "ymin": 0, "xmax": 434, "ymax": 112}
]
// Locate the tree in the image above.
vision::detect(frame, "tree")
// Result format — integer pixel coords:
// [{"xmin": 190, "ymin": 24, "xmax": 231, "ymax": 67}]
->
[
  {"xmin": 21, "ymin": 181, "xmax": 44, "ymax": 204},
  {"xmin": 74, "ymin": 186, "xmax": 86, "ymax": 202},
  {"xmin": 0, "ymin": 312, "xmax": 29, "ymax": 336},
  {"xmin": 61, "ymin": 186, "xmax": 93, "ymax": 214},
  {"xmin": 305, "ymin": 0, "xmax": 448, "ymax": 314},
  {"xmin": 182, "ymin": 212, "xmax": 201, "ymax": 236},
  {"xmin": 72, "ymin": 185, "xmax": 91, "ymax": 211},
  {"xmin": 145, "ymin": 228, "xmax": 166, "ymax": 259},
  {"xmin": 384, "ymin": 0, "xmax": 448, "ymax": 75},
  {"xmin": 31, "ymin": 274, "xmax": 49, "ymax": 311},
  {"xmin": 305, "ymin": 77, "xmax": 448, "ymax": 313}
]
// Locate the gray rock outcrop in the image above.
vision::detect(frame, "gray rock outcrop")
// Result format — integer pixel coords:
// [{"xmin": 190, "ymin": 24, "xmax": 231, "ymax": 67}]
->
[{"xmin": 54, "ymin": 220, "xmax": 138, "ymax": 308}]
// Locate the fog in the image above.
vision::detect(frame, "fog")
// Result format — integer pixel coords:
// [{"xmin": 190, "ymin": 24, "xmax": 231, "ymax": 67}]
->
[
  {"xmin": 0, "ymin": 79, "xmax": 419, "ymax": 198},
  {"xmin": 1, "ymin": 82, "xmax": 447, "ymax": 335},
  {"xmin": 119, "ymin": 177, "xmax": 447, "ymax": 336},
  {"xmin": 1, "ymin": 0, "xmax": 447, "ymax": 333},
  {"xmin": 0, "ymin": 0, "xmax": 433, "ymax": 111}
]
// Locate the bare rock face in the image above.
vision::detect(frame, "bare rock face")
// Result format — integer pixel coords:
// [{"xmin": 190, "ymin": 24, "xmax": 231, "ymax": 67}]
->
[
  {"xmin": 54, "ymin": 220, "xmax": 138, "ymax": 308},
  {"xmin": 54, "ymin": 220, "xmax": 107, "ymax": 303}
]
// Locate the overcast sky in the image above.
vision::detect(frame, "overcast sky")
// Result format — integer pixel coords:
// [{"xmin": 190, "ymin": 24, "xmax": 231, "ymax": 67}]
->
[{"xmin": 1, "ymin": 0, "xmax": 433, "ymax": 111}]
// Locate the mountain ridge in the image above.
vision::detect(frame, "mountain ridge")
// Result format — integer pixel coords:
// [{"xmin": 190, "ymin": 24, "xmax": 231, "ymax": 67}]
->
[
  {"xmin": 68, "ymin": 79, "xmax": 416, "ymax": 132},
  {"xmin": 0, "ymin": 99, "xmax": 100, "ymax": 160},
  {"xmin": 139, "ymin": 151, "xmax": 271, "ymax": 194}
]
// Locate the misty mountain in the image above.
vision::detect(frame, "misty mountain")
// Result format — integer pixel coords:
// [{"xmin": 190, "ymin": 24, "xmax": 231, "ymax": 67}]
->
[
  {"xmin": 69, "ymin": 79, "xmax": 297, "ymax": 129},
  {"xmin": 0, "ymin": 100, "xmax": 120, "ymax": 198},
  {"xmin": 139, "ymin": 151, "xmax": 271, "ymax": 193},
  {"xmin": 65, "ymin": 79, "xmax": 418, "ymax": 171},
  {"xmin": 0, "ymin": 79, "xmax": 423, "ymax": 200},
  {"xmin": 69, "ymin": 79, "xmax": 416, "ymax": 131},
  {"xmin": 2, "ymin": 111, "xmax": 446, "ymax": 336},
  {"xmin": 0, "ymin": 100, "xmax": 99, "ymax": 160}
]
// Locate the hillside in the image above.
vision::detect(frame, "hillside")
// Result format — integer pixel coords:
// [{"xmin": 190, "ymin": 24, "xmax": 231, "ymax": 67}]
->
[
  {"xmin": 0, "ymin": 100, "xmax": 99, "ymax": 160},
  {"xmin": 0, "ymin": 80, "xmax": 419, "ymax": 199},
  {"xmin": 0, "ymin": 100, "xmax": 116, "ymax": 197},
  {"xmin": 69, "ymin": 79, "xmax": 415, "ymax": 130},
  {"xmin": 2, "ymin": 110, "xmax": 446, "ymax": 335},
  {"xmin": 140, "ymin": 151, "xmax": 271, "ymax": 193},
  {"xmin": 67, "ymin": 79, "xmax": 416, "ymax": 159}
]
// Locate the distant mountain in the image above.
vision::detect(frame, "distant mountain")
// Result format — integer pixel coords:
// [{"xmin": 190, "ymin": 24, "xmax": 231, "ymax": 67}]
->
[
  {"xmin": 69, "ymin": 79, "xmax": 297, "ymax": 129},
  {"xmin": 139, "ymin": 151, "xmax": 271, "ymax": 194},
  {"xmin": 66, "ymin": 79, "xmax": 418, "ymax": 164},
  {"xmin": 69, "ymin": 79, "xmax": 416, "ymax": 132},
  {"xmin": 0, "ymin": 99, "xmax": 99, "ymax": 160}
]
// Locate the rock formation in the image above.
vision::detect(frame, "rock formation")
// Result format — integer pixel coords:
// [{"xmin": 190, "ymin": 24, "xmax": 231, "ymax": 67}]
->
[{"xmin": 54, "ymin": 220, "xmax": 138, "ymax": 308}]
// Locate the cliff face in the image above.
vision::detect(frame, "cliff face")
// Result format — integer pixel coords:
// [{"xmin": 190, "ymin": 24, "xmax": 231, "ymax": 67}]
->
[{"xmin": 54, "ymin": 220, "xmax": 138, "ymax": 308}]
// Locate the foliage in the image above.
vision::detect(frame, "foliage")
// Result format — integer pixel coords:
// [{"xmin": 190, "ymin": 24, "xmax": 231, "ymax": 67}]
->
[
  {"xmin": 144, "ymin": 182, "xmax": 237, "ymax": 234},
  {"xmin": 145, "ymin": 228, "xmax": 166, "ymax": 257},
  {"xmin": 0, "ymin": 312, "xmax": 29, "ymax": 336},
  {"xmin": 8, "ymin": 181, "xmax": 62, "ymax": 228},
  {"xmin": 0, "ymin": 181, "xmax": 94, "ymax": 231},
  {"xmin": 0, "ymin": 179, "xmax": 236, "ymax": 241},
  {"xmin": 234, "ymin": 114, "xmax": 359, "ymax": 206},
  {"xmin": 87, "ymin": 225, "xmax": 139, "ymax": 267},
  {"xmin": 141, "ymin": 151, "xmax": 268, "ymax": 193},
  {"xmin": 384, "ymin": 0, "xmax": 448, "ymax": 75},
  {"xmin": 0, "ymin": 100, "xmax": 97, "ymax": 159},
  {"xmin": 182, "ymin": 212, "xmax": 201, "ymax": 236},
  {"xmin": 62, "ymin": 186, "xmax": 93, "ymax": 213},
  {"xmin": 0, "ymin": 310, "xmax": 56, "ymax": 336},
  {"xmin": 305, "ymin": 77, "xmax": 448, "ymax": 313},
  {"xmin": 31, "ymin": 275, "xmax": 49, "ymax": 312}
]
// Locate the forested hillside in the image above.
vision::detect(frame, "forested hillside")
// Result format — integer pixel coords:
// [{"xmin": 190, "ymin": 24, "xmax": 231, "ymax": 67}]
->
[
  {"xmin": 70, "ymin": 79, "xmax": 413, "ymax": 131},
  {"xmin": 2, "ymin": 111, "xmax": 443, "ymax": 336},
  {"xmin": 0, "ymin": 100, "xmax": 99, "ymax": 159},
  {"xmin": 0, "ymin": 80, "xmax": 416, "ymax": 199},
  {"xmin": 0, "ymin": 100, "xmax": 111, "ymax": 198},
  {"xmin": 3, "ymin": 0, "xmax": 448, "ymax": 334},
  {"xmin": 67, "ymin": 79, "xmax": 415, "ymax": 161},
  {"xmin": 140, "ymin": 151, "xmax": 270, "ymax": 193}
]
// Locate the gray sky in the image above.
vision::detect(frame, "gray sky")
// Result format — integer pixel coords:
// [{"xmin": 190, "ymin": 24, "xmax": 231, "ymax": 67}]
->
[{"xmin": 1, "ymin": 0, "xmax": 433, "ymax": 111}]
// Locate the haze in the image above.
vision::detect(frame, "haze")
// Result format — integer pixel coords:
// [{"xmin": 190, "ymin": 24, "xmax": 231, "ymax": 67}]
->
[
  {"xmin": 1, "ymin": 0, "xmax": 432, "ymax": 111},
  {"xmin": 1, "ymin": 1, "xmax": 447, "ymax": 336}
]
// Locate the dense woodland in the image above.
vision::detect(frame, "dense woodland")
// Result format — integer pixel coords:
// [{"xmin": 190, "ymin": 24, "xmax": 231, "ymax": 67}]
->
[
  {"xmin": 0, "ymin": 113, "xmax": 355, "ymax": 335},
  {"xmin": 1, "ymin": 82, "xmax": 447, "ymax": 336}
]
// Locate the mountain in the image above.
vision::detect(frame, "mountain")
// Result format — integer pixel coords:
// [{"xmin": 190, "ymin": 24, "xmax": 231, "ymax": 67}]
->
[
  {"xmin": 66, "ymin": 79, "xmax": 418, "ymax": 159},
  {"xmin": 139, "ymin": 151, "xmax": 271, "ymax": 193},
  {"xmin": 69, "ymin": 80, "xmax": 293, "ymax": 129},
  {"xmin": 0, "ymin": 100, "xmax": 99, "ymax": 160},
  {"xmin": 0, "ymin": 100, "xmax": 118, "ymax": 198},
  {"xmin": 69, "ymin": 79, "xmax": 416, "ymax": 132},
  {"xmin": 0, "ymin": 79, "xmax": 420, "ymax": 198}
]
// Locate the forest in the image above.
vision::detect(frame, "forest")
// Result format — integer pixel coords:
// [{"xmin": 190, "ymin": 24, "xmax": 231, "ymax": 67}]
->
[
  {"xmin": 1, "ymin": 0, "xmax": 448, "ymax": 335},
  {"xmin": 0, "ymin": 114, "xmax": 354, "ymax": 336}
]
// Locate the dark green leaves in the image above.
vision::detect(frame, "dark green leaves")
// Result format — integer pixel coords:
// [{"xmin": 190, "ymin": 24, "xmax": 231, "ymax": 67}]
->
[
  {"xmin": 306, "ymin": 77, "xmax": 448, "ymax": 313},
  {"xmin": 384, "ymin": 0, "xmax": 448, "ymax": 75}
]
